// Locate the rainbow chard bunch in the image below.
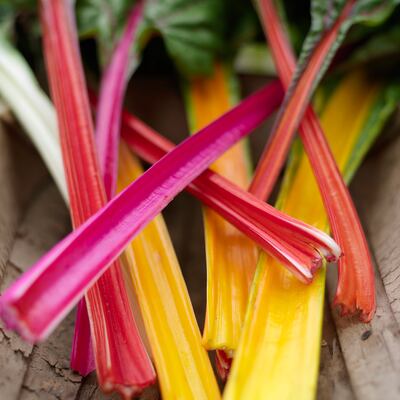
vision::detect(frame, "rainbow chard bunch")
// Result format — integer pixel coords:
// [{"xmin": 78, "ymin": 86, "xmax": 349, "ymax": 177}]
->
[{"xmin": 0, "ymin": 0, "xmax": 399, "ymax": 399}]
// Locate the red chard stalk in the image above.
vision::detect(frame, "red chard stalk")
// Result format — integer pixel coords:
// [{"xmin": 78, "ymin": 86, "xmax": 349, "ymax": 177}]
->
[
  {"xmin": 39, "ymin": 0, "xmax": 155, "ymax": 396},
  {"xmin": 251, "ymin": 0, "xmax": 396, "ymax": 320},
  {"xmin": 71, "ymin": 0, "xmax": 145, "ymax": 376},
  {"xmin": 249, "ymin": 0, "xmax": 355, "ymax": 199}
]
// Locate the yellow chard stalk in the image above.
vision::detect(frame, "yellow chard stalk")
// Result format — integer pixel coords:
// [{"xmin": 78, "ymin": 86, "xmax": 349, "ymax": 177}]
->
[
  {"xmin": 117, "ymin": 142, "xmax": 220, "ymax": 399},
  {"xmin": 184, "ymin": 64, "xmax": 258, "ymax": 355},
  {"xmin": 224, "ymin": 71, "xmax": 381, "ymax": 400}
]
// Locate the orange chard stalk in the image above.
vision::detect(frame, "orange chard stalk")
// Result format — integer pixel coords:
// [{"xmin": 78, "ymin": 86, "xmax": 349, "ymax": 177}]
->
[
  {"xmin": 254, "ymin": 0, "xmax": 375, "ymax": 320},
  {"xmin": 184, "ymin": 64, "xmax": 258, "ymax": 368},
  {"xmin": 39, "ymin": 0, "xmax": 155, "ymax": 397}
]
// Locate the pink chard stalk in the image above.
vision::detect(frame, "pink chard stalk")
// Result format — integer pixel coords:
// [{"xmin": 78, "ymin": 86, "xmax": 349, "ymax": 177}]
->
[{"xmin": 95, "ymin": 0, "xmax": 144, "ymax": 198}]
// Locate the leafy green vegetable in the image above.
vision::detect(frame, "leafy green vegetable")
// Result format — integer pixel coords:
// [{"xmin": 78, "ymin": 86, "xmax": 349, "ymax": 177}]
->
[{"xmin": 137, "ymin": 0, "xmax": 225, "ymax": 76}]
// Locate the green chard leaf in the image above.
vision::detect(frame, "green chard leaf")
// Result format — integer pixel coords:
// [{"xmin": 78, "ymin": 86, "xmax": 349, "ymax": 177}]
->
[
  {"xmin": 0, "ymin": 5, "xmax": 15, "ymax": 38},
  {"xmin": 293, "ymin": 0, "xmax": 400, "ymax": 95},
  {"xmin": 339, "ymin": 24, "xmax": 400, "ymax": 72},
  {"xmin": 76, "ymin": 0, "xmax": 135, "ymax": 66},
  {"xmin": 0, "ymin": 0, "xmax": 36, "ymax": 11},
  {"xmin": 137, "ymin": 0, "xmax": 225, "ymax": 76},
  {"xmin": 234, "ymin": 42, "xmax": 276, "ymax": 76},
  {"xmin": 76, "ymin": 0, "xmax": 237, "ymax": 77},
  {"xmin": 0, "ymin": 1, "xmax": 37, "ymax": 39},
  {"xmin": 344, "ymin": 81, "xmax": 400, "ymax": 182}
]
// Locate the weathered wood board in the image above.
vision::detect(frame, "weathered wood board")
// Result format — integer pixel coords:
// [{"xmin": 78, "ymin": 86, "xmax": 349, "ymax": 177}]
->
[{"xmin": 0, "ymin": 75, "xmax": 399, "ymax": 399}]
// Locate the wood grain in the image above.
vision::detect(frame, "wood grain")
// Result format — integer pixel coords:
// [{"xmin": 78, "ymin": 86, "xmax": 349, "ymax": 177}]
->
[
  {"xmin": 352, "ymin": 134, "xmax": 400, "ymax": 325},
  {"xmin": 0, "ymin": 110, "xmax": 49, "ymax": 281},
  {"xmin": 330, "ymin": 131, "xmax": 400, "ymax": 400},
  {"xmin": 317, "ymin": 302, "xmax": 354, "ymax": 400},
  {"xmin": 326, "ymin": 258, "xmax": 400, "ymax": 400},
  {"xmin": 0, "ymin": 115, "xmax": 83, "ymax": 399}
]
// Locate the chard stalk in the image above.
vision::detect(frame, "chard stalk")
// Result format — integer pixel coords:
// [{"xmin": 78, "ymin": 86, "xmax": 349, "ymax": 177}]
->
[
  {"xmin": 0, "ymin": 37, "xmax": 68, "ymax": 202},
  {"xmin": 183, "ymin": 64, "xmax": 258, "ymax": 363},
  {"xmin": 249, "ymin": 0, "xmax": 355, "ymax": 199},
  {"xmin": 39, "ymin": 0, "xmax": 155, "ymax": 396},
  {"xmin": 254, "ymin": 0, "xmax": 375, "ymax": 320},
  {"xmin": 117, "ymin": 143, "xmax": 221, "ymax": 399},
  {"xmin": 224, "ymin": 70, "xmax": 382, "ymax": 400},
  {"xmin": 72, "ymin": 0, "xmax": 144, "ymax": 376},
  {"xmin": 95, "ymin": 0, "xmax": 144, "ymax": 198}
]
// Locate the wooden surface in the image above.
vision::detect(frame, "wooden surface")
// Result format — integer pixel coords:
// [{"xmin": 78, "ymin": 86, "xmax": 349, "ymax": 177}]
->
[{"xmin": 0, "ymin": 75, "xmax": 399, "ymax": 399}]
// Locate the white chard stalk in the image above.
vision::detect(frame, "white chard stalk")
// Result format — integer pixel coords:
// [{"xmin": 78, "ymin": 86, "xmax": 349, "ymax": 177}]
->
[{"xmin": 0, "ymin": 37, "xmax": 68, "ymax": 202}]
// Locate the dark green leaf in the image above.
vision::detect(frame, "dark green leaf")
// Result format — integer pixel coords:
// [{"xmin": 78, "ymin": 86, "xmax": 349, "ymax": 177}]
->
[
  {"xmin": 137, "ymin": 0, "xmax": 225, "ymax": 77},
  {"xmin": 0, "ymin": 0, "xmax": 36, "ymax": 39},
  {"xmin": 293, "ymin": 0, "xmax": 399, "ymax": 95},
  {"xmin": 341, "ymin": 25, "xmax": 400, "ymax": 71},
  {"xmin": 77, "ymin": 0, "xmax": 261, "ymax": 76},
  {"xmin": 344, "ymin": 80, "xmax": 400, "ymax": 182},
  {"xmin": 0, "ymin": 5, "xmax": 15, "ymax": 38},
  {"xmin": 76, "ymin": 0, "xmax": 135, "ymax": 65}
]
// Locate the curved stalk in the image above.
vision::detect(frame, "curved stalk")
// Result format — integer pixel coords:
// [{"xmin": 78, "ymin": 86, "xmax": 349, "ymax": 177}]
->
[{"xmin": 255, "ymin": 0, "xmax": 375, "ymax": 320}]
